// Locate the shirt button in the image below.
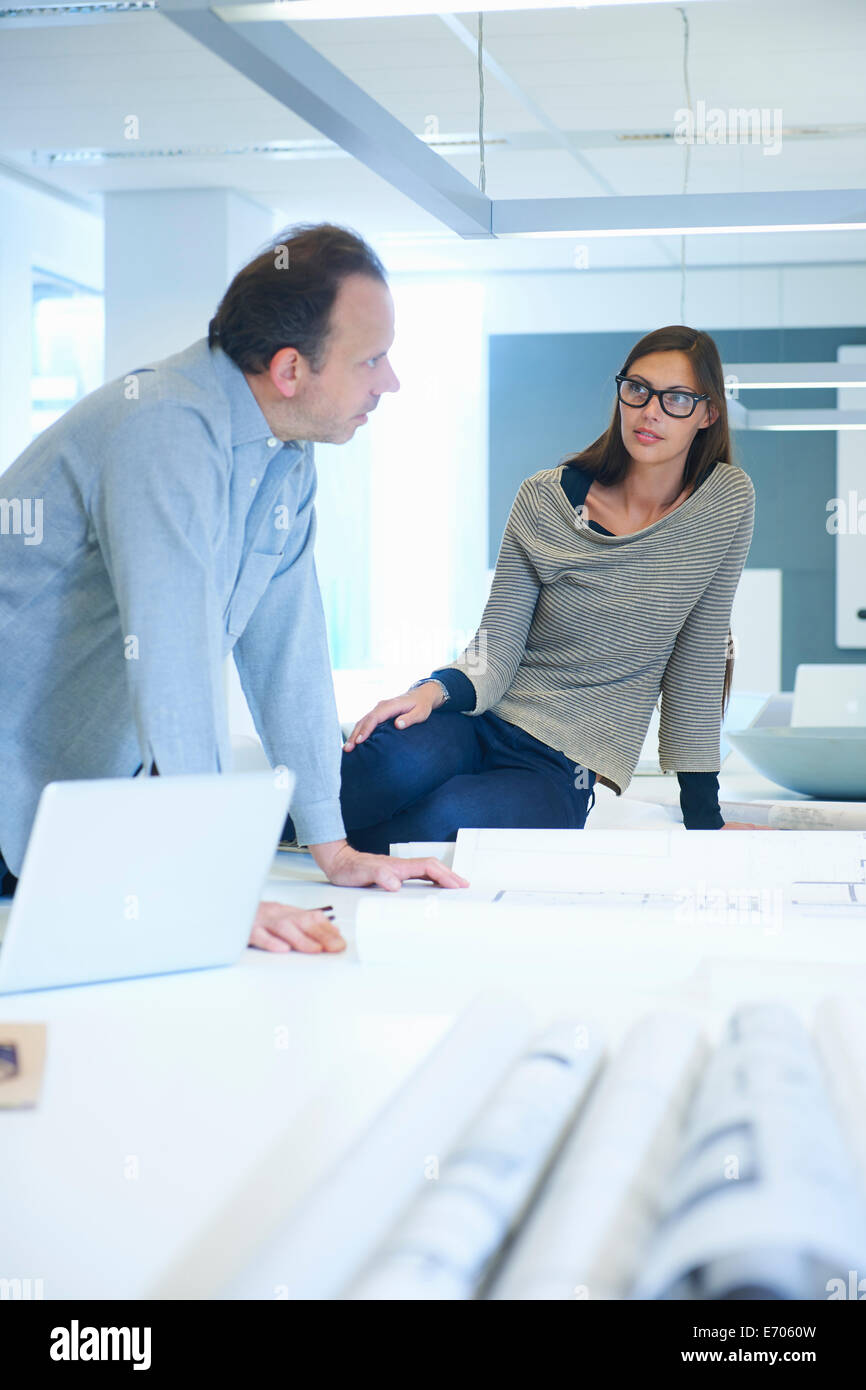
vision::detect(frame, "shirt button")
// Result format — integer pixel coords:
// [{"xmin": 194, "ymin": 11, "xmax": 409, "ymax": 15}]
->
[
  {"xmin": 267, "ymin": 436, "xmax": 280, "ymax": 448},
  {"xmin": 250, "ymin": 478, "xmax": 257, "ymax": 488}
]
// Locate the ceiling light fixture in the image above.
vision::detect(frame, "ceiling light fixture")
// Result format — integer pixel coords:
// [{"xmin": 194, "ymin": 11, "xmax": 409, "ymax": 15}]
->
[
  {"xmin": 216, "ymin": 0, "xmax": 722, "ymax": 19},
  {"xmin": 751, "ymin": 418, "xmax": 866, "ymax": 431},
  {"xmin": 729, "ymin": 410, "xmax": 866, "ymax": 432},
  {"xmin": 722, "ymin": 364, "xmax": 866, "ymax": 390},
  {"xmin": 505, "ymin": 223, "xmax": 866, "ymax": 238},
  {"xmin": 493, "ymin": 188, "xmax": 866, "ymax": 239},
  {"xmin": 0, "ymin": 1, "xmax": 153, "ymax": 14}
]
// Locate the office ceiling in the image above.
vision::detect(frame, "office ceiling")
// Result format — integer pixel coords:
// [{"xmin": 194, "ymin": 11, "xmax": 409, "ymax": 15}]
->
[{"xmin": 0, "ymin": 0, "xmax": 864, "ymax": 270}]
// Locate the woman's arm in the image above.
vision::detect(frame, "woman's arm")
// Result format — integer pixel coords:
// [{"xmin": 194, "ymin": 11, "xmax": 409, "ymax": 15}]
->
[
  {"xmin": 658, "ymin": 478, "xmax": 756, "ymax": 785},
  {"xmin": 430, "ymin": 478, "xmax": 542, "ymax": 715},
  {"xmin": 677, "ymin": 770, "xmax": 724, "ymax": 829}
]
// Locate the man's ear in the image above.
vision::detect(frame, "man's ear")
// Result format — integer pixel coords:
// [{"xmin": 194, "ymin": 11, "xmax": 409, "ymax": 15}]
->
[{"xmin": 269, "ymin": 346, "xmax": 302, "ymax": 400}]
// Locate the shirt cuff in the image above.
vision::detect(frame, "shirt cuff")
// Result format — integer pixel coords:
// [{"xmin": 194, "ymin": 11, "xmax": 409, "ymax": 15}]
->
[
  {"xmin": 429, "ymin": 667, "xmax": 478, "ymax": 712},
  {"xmin": 677, "ymin": 771, "xmax": 724, "ymax": 829},
  {"xmin": 290, "ymin": 800, "xmax": 346, "ymax": 848}
]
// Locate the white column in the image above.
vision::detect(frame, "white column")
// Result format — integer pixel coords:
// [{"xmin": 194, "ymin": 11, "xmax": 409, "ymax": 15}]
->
[
  {"xmin": 836, "ymin": 345, "xmax": 866, "ymax": 649},
  {"xmin": 103, "ymin": 188, "xmax": 273, "ymax": 378}
]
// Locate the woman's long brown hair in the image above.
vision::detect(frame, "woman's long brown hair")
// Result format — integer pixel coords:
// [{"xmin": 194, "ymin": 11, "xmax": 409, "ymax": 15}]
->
[{"xmin": 562, "ymin": 325, "xmax": 736, "ymax": 717}]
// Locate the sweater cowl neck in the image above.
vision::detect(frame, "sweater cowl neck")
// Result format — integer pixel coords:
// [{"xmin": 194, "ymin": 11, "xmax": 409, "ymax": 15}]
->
[{"xmin": 557, "ymin": 459, "xmax": 726, "ymax": 544}]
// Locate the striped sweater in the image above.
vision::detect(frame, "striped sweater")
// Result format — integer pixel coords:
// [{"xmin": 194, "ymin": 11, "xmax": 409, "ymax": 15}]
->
[{"xmin": 434, "ymin": 458, "xmax": 756, "ymax": 804}]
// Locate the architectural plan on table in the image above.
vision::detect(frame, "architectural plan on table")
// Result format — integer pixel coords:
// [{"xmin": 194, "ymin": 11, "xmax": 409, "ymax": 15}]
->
[{"xmin": 451, "ymin": 828, "xmax": 866, "ymax": 908}]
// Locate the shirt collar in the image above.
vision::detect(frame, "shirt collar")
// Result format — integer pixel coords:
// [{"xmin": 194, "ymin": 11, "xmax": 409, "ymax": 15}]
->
[{"xmin": 209, "ymin": 341, "xmax": 302, "ymax": 449}]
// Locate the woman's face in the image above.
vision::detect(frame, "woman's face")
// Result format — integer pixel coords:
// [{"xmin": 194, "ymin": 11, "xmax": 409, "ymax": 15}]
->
[{"xmin": 618, "ymin": 349, "xmax": 719, "ymax": 469}]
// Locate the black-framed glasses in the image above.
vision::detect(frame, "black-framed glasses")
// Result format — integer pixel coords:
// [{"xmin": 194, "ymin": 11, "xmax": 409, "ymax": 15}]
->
[{"xmin": 615, "ymin": 374, "xmax": 711, "ymax": 419}]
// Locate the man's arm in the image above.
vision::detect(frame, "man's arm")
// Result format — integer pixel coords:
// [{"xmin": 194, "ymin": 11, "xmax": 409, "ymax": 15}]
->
[
  {"xmin": 233, "ymin": 453, "xmax": 468, "ymax": 892},
  {"xmin": 231, "ymin": 454, "xmax": 346, "ymax": 849},
  {"xmin": 88, "ymin": 401, "xmax": 231, "ymax": 774}
]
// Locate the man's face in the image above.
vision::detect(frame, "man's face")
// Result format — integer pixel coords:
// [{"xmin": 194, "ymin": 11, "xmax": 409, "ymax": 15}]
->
[{"xmin": 267, "ymin": 273, "xmax": 400, "ymax": 444}]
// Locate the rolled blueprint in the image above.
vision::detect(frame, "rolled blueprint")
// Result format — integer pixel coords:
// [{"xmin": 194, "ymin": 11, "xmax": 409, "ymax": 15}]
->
[
  {"xmin": 219, "ymin": 993, "xmax": 536, "ymax": 1300},
  {"xmin": 344, "ymin": 1020, "xmax": 604, "ymax": 1300},
  {"xmin": 488, "ymin": 1011, "xmax": 707, "ymax": 1300},
  {"xmin": 813, "ymin": 996, "xmax": 866, "ymax": 1195},
  {"xmin": 632, "ymin": 1004, "xmax": 866, "ymax": 1300}
]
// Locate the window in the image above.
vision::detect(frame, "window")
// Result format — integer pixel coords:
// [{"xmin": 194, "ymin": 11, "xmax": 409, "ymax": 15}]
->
[{"xmin": 31, "ymin": 269, "xmax": 103, "ymax": 439}]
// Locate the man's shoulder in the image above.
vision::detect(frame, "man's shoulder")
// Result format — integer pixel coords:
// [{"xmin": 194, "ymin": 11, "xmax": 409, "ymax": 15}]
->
[
  {"xmin": 113, "ymin": 337, "xmax": 223, "ymax": 413},
  {"xmin": 67, "ymin": 339, "xmax": 230, "ymax": 452}
]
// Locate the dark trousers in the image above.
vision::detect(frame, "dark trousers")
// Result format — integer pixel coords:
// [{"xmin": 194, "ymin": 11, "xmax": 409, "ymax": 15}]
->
[
  {"xmin": 0, "ymin": 854, "xmax": 16, "ymax": 898},
  {"xmin": 330, "ymin": 708, "xmax": 596, "ymax": 856}
]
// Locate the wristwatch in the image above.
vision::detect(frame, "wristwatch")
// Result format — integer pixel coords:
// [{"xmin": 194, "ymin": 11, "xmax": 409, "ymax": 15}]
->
[{"xmin": 410, "ymin": 677, "xmax": 450, "ymax": 705}]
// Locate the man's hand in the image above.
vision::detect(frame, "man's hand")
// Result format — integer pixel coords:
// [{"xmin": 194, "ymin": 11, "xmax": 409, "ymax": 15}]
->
[
  {"xmin": 249, "ymin": 900, "xmax": 346, "ymax": 954},
  {"xmin": 309, "ymin": 839, "xmax": 469, "ymax": 891},
  {"xmin": 343, "ymin": 682, "xmax": 444, "ymax": 751}
]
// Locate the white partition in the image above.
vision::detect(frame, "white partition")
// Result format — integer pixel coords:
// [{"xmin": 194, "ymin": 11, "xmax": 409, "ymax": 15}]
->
[{"xmin": 836, "ymin": 345, "xmax": 866, "ymax": 648}]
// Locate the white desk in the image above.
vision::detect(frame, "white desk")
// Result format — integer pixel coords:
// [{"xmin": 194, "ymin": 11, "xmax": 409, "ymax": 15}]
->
[
  {"xmin": 611, "ymin": 745, "xmax": 866, "ymax": 825},
  {"xmin": 4, "ymin": 840, "xmax": 866, "ymax": 1301}
]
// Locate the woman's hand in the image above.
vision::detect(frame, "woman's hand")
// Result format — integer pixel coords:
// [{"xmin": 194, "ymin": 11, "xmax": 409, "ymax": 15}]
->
[
  {"xmin": 721, "ymin": 821, "xmax": 773, "ymax": 830},
  {"xmin": 343, "ymin": 682, "xmax": 445, "ymax": 751},
  {"xmin": 249, "ymin": 900, "xmax": 346, "ymax": 954}
]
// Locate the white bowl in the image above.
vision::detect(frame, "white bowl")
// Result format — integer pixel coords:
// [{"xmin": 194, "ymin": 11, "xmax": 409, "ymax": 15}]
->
[{"xmin": 726, "ymin": 727, "xmax": 866, "ymax": 799}]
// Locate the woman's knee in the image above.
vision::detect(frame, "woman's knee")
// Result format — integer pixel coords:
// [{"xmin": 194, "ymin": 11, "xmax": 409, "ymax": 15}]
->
[
  {"xmin": 339, "ymin": 718, "xmax": 405, "ymax": 826},
  {"xmin": 340, "ymin": 713, "xmax": 474, "ymax": 830}
]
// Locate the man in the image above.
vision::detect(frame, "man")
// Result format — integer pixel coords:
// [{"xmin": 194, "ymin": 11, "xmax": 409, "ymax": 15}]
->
[{"xmin": 0, "ymin": 223, "xmax": 466, "ymax": 952}]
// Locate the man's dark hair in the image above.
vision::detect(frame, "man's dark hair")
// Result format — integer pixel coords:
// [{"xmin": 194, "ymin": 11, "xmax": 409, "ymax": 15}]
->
[{"xmin": 208, "ymin": 222, "xmax": 387, "ymax": 374}]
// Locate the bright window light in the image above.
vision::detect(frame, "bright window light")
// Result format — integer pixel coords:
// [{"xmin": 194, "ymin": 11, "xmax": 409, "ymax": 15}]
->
[{"xmin": 31, "ymin": 271, "xmax": 104, "ymax": 440}]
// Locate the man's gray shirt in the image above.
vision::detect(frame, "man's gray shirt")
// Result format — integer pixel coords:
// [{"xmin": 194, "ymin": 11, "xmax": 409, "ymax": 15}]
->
[{"xmin": 0, "ymin": 337, "xmax": 346, "ymax": 875}]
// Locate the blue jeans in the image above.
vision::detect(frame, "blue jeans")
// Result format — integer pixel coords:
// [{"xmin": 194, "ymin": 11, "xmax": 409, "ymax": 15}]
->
[
  {"xmin": 0, "ymin": 850, "xmax": 17, "ymax": 898},
  {"xmin": 327, "ymin": 708, "xmax": 596, "ymax": 856}
]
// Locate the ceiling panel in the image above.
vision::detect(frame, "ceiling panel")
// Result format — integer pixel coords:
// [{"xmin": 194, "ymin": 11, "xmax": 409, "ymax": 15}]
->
[{"xmin": 0, "ymin": 0, "xmax": 862, "ymax": 268}]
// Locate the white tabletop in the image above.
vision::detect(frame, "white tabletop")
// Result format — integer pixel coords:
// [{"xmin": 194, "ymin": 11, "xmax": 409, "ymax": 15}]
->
[{"xmin": 4, "ymin": 823, "xmax": 866, "ymax": 1300}]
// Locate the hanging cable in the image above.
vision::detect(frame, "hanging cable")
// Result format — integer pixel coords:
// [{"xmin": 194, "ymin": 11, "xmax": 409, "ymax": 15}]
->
[
  {"xmin": 477, "ymin": 12, "xmax": 487, "ymax": 194},
  {"xmin": 677, "ymin": 6, "xmax": 691, "ymax": 322}
]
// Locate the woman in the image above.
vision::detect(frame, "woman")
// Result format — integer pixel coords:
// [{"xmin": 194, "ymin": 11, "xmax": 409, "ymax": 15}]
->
[{"xmin": 340, "ymin": 325, "xmax": 761, "ymax": 853}]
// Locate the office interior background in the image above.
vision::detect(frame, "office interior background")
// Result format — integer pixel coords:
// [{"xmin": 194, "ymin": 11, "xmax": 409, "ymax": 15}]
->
[
  {"xmin": 1, "ymin": 0, "xmax": 864, "ymax": 742},
  {"xmin": 6, "ymin": 0, "xmax": 866, "ymax": 1325}
]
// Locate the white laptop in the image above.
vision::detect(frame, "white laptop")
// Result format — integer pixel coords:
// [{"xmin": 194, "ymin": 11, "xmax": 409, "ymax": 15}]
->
[{"xmin": 0, "ymin": 770, "xmax": 293, "ymax": 995}]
